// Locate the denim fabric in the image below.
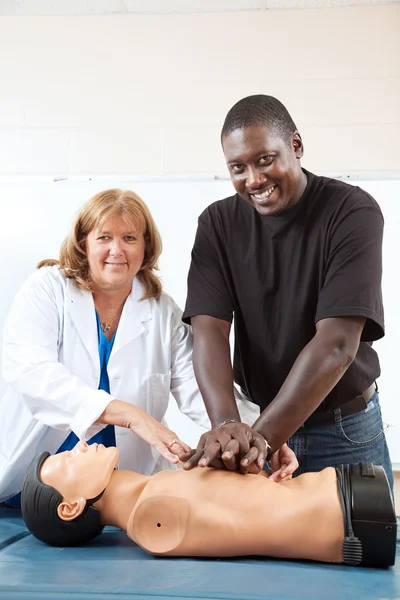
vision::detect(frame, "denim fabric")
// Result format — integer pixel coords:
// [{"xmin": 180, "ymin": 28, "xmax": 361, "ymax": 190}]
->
[{"xmin": 287, "ymin": 392, "xmax": 394, "ymax": 492}]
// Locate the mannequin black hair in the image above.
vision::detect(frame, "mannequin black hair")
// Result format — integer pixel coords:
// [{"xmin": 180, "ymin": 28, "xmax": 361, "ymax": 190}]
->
[{"xmin": 21, "ymin": 452, "xmax": 104, "ymax": 547}]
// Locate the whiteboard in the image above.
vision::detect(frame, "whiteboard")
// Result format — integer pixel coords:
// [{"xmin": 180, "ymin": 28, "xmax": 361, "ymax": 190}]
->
[{"xmin": 1, "ymin": 177, "xmax": 399, "ymax": 464}]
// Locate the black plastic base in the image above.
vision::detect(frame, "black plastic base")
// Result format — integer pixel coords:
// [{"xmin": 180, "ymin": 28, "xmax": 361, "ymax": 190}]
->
[{"xmin": 349, "ymin": 463, "xmax": 397, "ymax": 567}]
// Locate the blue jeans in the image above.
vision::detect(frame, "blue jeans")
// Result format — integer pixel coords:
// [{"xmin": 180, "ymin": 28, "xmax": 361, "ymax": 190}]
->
[{"xmin": 286, "ymin": 392, "xmax": 394, "ymax": 492}]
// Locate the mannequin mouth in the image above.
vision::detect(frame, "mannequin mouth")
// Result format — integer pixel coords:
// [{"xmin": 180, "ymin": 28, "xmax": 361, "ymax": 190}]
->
[{"xmin": 91, "ymin": 444, "xmax": 106, "ymax": 453}]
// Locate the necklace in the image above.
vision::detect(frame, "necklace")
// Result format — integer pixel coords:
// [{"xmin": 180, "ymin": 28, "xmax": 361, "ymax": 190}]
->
[
  {"xmin": 96, "ymin": 301, "xmax": 125, "ymax": 333},
  {"xmin": 100, "ymin": 318, "xmax": 117, "ymax": 333}
]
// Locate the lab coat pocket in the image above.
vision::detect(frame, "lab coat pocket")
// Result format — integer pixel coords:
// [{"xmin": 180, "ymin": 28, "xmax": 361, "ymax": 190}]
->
[{"xmin": 150, "ymin": 373, "xmax": 171, "ymax": 422}]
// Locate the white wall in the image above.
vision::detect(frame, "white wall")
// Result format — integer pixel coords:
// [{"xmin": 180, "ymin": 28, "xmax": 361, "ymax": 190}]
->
[
  {"xmin": 0, "ymin": 7, "xmax": 399, "ymax": 453},
  {"xmin": 0, "ymin": 6, "xmax": 399, "ymax": 176}
]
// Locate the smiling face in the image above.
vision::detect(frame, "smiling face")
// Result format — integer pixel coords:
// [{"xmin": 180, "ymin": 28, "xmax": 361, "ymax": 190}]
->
[
  {"xmin": 222, "ymin": 124, "xmax": 307, "ymax": 217},
  {"xmin": 85, "ymin": 213, "xmax": 146, "ymax": 294},
  {"xmin": 40, "ymin": 441, "xmax": 119, "ymax": 506}
]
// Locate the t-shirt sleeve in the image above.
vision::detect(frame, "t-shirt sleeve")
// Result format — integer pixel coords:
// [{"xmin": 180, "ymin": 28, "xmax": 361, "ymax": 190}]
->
[
  {"xmin": 183, "ymin": 208, "xmax": 234, "ymax": 324},
  {"xmin": 315, "ymin": 192, "xmax": 384, "ymax": 342}
]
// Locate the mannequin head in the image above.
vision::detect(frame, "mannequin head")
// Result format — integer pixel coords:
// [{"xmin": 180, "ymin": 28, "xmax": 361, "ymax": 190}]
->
[{"xmin": 21, "ymin": 441, "xmax": 119, "ymax": 546}]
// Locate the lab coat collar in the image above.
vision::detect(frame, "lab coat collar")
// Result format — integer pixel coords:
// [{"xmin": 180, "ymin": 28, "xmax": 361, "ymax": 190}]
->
[
  {"xmin": 66, "ymin": 280, "xmax": 99, "ymax": 370},
  {"xmin": 65, "ymin": 277, "xmax": 152, "ymax": 368},
  {"xmin": 111, "ymin": 278, "xmax": 152, "ymax": 356}
]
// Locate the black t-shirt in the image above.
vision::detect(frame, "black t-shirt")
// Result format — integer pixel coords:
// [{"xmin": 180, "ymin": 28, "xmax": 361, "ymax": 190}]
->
[{"xmin": 183, "ymin": 169, "xmax": 384, "ymax": 413}]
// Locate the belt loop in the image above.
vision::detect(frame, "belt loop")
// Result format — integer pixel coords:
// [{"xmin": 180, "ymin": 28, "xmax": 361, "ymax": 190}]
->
[{"xmin": 333, "ymin": 407, "xmax": 341, "ymax": 423}]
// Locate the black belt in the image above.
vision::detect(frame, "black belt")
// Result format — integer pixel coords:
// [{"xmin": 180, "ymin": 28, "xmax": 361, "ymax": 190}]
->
[{"xmin": 302, "ymin": 383, "xmax": 377, "ymax": 428}]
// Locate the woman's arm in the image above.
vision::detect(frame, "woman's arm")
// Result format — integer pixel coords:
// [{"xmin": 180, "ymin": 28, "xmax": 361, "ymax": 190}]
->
[
  {"xmin": 2, "ymin": 270, "xmax": 191, "ymax": 463},
  {"xmin": 2, "ymin": 270, "xmax": 112, "ymax": 440},
  {"xmin": 98, "ymin": 399, "xmax": 192, "ymax": 464}
]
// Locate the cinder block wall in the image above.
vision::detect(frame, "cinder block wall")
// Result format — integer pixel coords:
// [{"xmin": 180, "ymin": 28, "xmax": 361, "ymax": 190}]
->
[{"xmin": 0, "ymin": 6, "xmax": 399, "ymax": 176}]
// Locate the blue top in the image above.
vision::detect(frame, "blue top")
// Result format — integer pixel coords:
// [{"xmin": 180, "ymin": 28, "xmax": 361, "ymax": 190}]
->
[
  {"xmin": 6, "ymin": 311, "xmax": 116, "ymax": 507},
  {"xmin": 56, "ymin": 311, "xmax": 117, "ymax": 451}
]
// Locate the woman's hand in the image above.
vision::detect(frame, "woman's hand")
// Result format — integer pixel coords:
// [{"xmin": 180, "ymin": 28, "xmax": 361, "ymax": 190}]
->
[
  {"xmin": 97, "ymin": 400, "xmax": 193, "ymax": 464},
  {"xmin": 127, "ymin": 405, "xmax": 193, "ymax": 464}
]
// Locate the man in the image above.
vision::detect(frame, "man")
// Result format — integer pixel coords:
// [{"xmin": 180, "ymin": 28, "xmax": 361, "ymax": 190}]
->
[
  {"xmin": 21, "ymin": 441, "xmax": 397, "ymax": 567},
  {"xmin": 183, "ymin": 95, "xmax": 393, "ymax": 489}
]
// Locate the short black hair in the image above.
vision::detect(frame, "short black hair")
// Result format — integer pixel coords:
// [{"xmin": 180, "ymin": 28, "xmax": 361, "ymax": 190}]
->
[
  {"xmin": 21, "ymin": 452, "xmax": 104, "ymax": 547},
  {"xmin": 221, "ymin": 95, "xmax": 298, "ymax": 144}
]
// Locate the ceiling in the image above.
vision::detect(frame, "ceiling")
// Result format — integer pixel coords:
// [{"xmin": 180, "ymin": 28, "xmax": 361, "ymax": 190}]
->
[{"xmin": 1, "ymin": 0, "xmax": 399, "ymax": 15}]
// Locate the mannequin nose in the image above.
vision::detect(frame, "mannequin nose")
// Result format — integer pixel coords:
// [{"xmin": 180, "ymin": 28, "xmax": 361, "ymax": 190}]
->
[{"xmin": 74, "ymin": 440, "xmax": 89, "ymax": 454}]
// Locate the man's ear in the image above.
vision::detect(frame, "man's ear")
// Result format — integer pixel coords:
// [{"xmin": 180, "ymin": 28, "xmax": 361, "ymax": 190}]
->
[
  {"xmin": 57, "ymin": 498, "xmax": 86, "ymax": 521},
  {"xmin": 292, "ymin": 132, "xmax": 304, "ymax": 159}
]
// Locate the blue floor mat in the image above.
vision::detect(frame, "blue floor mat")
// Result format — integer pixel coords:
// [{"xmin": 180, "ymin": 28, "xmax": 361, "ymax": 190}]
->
[{"xmin": 0, "ymin": 508, "xmax": 399, "ymax": 600}]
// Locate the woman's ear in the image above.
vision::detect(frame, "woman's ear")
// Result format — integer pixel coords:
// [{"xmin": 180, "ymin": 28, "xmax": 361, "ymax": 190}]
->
[{"xmin": 57, "ymin": 498, "xmax": 86, "ymax": 522}]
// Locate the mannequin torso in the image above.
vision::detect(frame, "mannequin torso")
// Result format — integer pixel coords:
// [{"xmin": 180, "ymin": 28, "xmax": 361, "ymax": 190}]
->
[{"xmin": 126, "ymin": 467, "xmax": 344, "ymax": 562}]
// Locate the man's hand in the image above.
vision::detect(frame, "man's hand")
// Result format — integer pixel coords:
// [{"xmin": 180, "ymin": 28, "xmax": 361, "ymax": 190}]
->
[
  {"xmin": 267, "ymin": 443, "xmax": 299, "ymax": 482},
  {"xmin": 183, "ymin": 422, "xmax": 268, "ymax": 473}
]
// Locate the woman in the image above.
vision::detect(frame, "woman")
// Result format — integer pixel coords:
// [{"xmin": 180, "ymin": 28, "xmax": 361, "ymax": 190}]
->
[{"xmin": 0, "ymin": 189, "xmax": 212, "ymax": 503}]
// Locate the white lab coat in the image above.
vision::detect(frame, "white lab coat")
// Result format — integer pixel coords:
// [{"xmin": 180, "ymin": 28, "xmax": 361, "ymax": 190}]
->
[{"xmin": 0, "ymin": 266, "xmax": 213, "ymax": 502}]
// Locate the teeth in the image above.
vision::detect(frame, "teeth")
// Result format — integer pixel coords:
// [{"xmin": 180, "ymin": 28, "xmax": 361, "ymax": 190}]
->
[{"xmin": 252, "ymin": 185, "xmax": 276, "ymax": 200}]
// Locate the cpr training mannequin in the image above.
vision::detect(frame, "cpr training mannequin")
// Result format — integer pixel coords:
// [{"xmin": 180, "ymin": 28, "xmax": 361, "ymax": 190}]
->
[{"xmin": 21, "ymin": 441, "xmax": 396, "ymax": 568}]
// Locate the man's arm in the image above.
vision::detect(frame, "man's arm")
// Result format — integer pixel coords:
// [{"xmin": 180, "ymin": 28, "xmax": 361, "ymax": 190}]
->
[
  {"xmin": 252, "ymin": 196, "xmax": 383, "ymax": 451},
  {"xmin": 184, "ymin": 314, "xmax": 269, "ymax": 472},
  {"xmin": 253, "ymin": 316, "xmax": 366, "ymax": 450},
  {"xmin": 185, "ymin": 314, "xmax": 364, "ymax": 474},
  {"xmin": 191, "ymin": 315, "xmax": 238, "ymax": 426},
  {"xmin": 182, "ymin": 209, "xmax": 270, "ymax": 472}
]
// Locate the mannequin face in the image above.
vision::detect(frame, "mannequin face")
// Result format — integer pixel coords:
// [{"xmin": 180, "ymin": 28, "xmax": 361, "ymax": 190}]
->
[{"xmin": 40, "ymin": 441, "xmax": 119, "ymax": 521}]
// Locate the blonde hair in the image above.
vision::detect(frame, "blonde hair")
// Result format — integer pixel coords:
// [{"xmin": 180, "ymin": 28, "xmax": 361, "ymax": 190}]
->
[{"xmin": 38, "ymin": 189, "xmax": 163, "ymax": 300}]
